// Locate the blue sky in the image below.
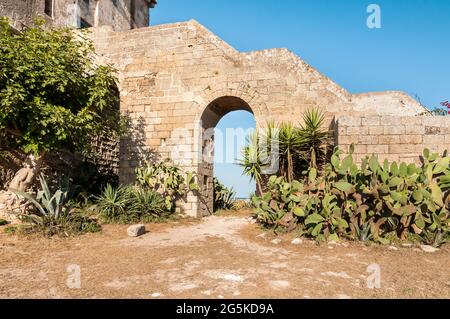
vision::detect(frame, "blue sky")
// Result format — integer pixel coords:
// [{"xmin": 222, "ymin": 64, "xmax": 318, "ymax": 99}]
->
[{"xmin": 152, "ymin": 0, "xmax": 450, "ymax": 197}]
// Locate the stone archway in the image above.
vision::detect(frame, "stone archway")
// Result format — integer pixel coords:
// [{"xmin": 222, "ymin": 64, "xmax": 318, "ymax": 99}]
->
[
  {"xmin": 88, "ymin": 20, "xmax": 429, "ymax": 219},
  {"xmin": 194, "ymin": 96, "xmax": 256, "ymax": 217}
]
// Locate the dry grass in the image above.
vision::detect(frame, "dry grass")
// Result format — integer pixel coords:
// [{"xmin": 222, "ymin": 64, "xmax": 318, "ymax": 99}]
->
[{"xmin": 0, "ymin": 210, "xmax": 449, "ymax": 299}]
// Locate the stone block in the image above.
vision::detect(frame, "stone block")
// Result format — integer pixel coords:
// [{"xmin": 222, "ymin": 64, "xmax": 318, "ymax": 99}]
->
[
  {"xmin": 127, "ymin": 225, "xmax": 146, "ymax": 237},
  {"xmin": 405, "ymin": 125, "xmax": 425, "ymax": 135},
  {"xmin": 399, "ymin": 135, "xmax": 423, "ymax": 144},
  {"xmin": 367, "ymin": 145, "xmax": 389, "ymax": 154},
  {"xmin": 401, "ymin": 117, "xmax": 423, "ymax": 125},
  {"xmin": 338, "ymin": 117, "xmax": 362, "ymax": 127},
  {"xmin": 347, "ymin": 126, "xmax": 369, "ymax": 136},
  {"xmin": 368, "ymin": 126, "xmax": 384, "ymax": 135},
  {"xmin": 362, "ymin": 116, "xmax": 381, "ymax": 126},
  {"xmin": 358, "ymin": 135, "xmax": 378, "ymax": 145},
  {"xmin": 384, "ymin": 126, "xmax": 405, "ymax": 135},
  {"xmin": 423, "ymin": 135, "xmax": 444, "ymax": 146},
  {"xmin": 379, "ymin": 135, "xmax": 399, "ymax": 144}
]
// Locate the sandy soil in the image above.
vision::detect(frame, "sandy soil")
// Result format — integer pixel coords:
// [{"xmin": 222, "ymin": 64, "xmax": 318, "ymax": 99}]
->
[{"xmin": 0, "ymin": 210, "xmax": 449, "ymax": 299}]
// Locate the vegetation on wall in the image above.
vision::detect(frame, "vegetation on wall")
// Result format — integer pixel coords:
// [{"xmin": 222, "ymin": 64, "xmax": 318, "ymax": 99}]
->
[
  {"xmin": 0, "ymin": 18, "xmax": 128, "ymax": 192},
  {"xmin": 251, "ymin": 147, "xmax": 450, "ymax": 247}
]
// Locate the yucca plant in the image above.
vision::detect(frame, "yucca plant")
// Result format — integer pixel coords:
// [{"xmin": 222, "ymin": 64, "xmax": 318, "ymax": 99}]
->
[
  {"xmin": 239, "ymin": 109, "xmax": 333, "ymax": 192},
  {"xmin": 298, "ymin": 108, "xmax": 333, "ymax": 170},
  {"xmin": 278, "ymin": 122, "xmax": 303, "ymax": 183},
  {"xmin": 239, "ymin": 130, "xmax": 265, "ymax": 194},
  {"xmin": 213, "ymin": 178, "xmax": 236, "ymax": 211},
  {"xmin": 130, "ymin": 188, "xmax": 168, "ymax": 221},
  {"xmin": 94, "ymin": 184, "xmax": 131, "ymax": 223}
]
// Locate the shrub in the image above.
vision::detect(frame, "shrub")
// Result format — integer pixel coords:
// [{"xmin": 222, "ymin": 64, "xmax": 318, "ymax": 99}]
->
[
  {"xmin": 10, "ymin": 174, "xmax": 101, "ymax": 237},
  {"xmin": 252, "ymin": 176, "xmax": 304, "ymax": 232},
  {"xmin": 135, "ymin": 160, "xmax": 198, "ymax": 211},
  {"xmin": 213, "ymin": 178, "xmax": 236, "ymax": 212},
  {"xmin": 0, "ymin": 18, "xmax": 128, "ymax": 193},
  {"xmin": 130, "ymin": 188, "xmax": 170, "ymax": 221},
  {"xmin": 94, "ymin": 184, "xmax": 169, "ymax": 224},
  {"xmin": 0, "ymin": 219, "xmax": 8, "ymax": 226},
  {"xmin": 232, "ymin": 200, "xmax": 252, "ymax": 211},
  {"xmin": 252, "ymin": 148, "xmax": 450, "ymax": 246}
]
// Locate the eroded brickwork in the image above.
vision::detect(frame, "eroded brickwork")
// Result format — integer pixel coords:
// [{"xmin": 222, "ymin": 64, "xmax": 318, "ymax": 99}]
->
[{"xmin": 337, "ymin": 116, "xmax": 450, "ymax": 163}]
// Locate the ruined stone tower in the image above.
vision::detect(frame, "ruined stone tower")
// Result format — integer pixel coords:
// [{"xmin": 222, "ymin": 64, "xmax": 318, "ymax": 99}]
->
[{"xmin": 0, "ymin": 0, "xmax": 157, "ymax": 31}]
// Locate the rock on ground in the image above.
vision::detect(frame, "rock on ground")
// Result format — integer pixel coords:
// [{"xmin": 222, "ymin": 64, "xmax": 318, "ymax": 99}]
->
[
  {"xmin": 127, "ymin": 224, "xmax": 146, "ymax": 237},
  {"xmin": 420, "ymin": 245, "xmax": 440, "ymax": 253}
]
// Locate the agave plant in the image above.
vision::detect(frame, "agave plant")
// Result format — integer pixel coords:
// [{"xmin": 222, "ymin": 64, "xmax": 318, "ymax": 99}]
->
[
  {"xmin": 10, "ymin": 175, "xmax": 101, "ymax": 236},
  {"xmin": 11, "ymin": 174, "xmax": 70, "ymax": 222}
]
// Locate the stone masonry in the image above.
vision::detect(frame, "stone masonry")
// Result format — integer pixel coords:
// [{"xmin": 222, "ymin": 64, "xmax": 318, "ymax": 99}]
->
[
  {"xmin": 0, "ymin": 0, "xmax": 155, "ymax": 31},
  {"xmin": 87, "ymin": 20, "xmax": 435, "ymax": 217},
  {"xmin": 336, "ymin": 115, "xmax": 450, "ymax": 163}
]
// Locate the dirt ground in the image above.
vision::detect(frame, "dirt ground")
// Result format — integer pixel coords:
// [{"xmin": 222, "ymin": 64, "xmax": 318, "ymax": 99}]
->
[{"xmin": 0, "ymin": 210, "xmax": 449, "ymax": 299}]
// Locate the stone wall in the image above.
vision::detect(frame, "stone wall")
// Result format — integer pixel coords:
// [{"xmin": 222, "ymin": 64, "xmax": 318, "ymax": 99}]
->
[
  {"xmin": 336, "ymin": 115, "xmax": 450, "ymax": 163},
  {"xmin": 0, "ymin": 0, "xmax": 43, "ymax": 30},
  {"xmin": 76, "ymin": 0, "xmax": 151, "ymax": 30},
  {"xmin": 88, "ymin": 20, "xmax": 429, "ymax": 217},
  {"xmin": 0, "ymin": 0, "xmax": 152, "ymax": 31}
]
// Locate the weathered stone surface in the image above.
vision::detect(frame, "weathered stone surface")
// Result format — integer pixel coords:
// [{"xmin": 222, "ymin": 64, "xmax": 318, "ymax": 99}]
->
[
  {"xmin": 0, "ymin": 191, "xmax": 28, "ymax": 224},
  {"xmin": 86, "ymin": 20, "xmax": 427, "ymax": 218},
  {"xmin": 291, "ymin": 238, "xmax": 303, "ymax": 245},
  {"xmin": 337, "ymin": 115, "xmax": 450, "ymax": 164},
  {"xmin": 127, "ymin": 224, "xmax": 146, "ymax": 237}
]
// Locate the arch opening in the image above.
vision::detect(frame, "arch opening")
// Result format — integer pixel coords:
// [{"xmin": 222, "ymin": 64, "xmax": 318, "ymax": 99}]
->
[{"xmin": 196, "ymin": 96, "xmax": 256, "ymax": 216}]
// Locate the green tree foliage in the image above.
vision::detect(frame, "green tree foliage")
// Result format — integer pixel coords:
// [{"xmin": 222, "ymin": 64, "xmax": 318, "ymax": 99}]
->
[{"xmin": 0, "ymin": 18, "xmax": 127, "ymax": 167}]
